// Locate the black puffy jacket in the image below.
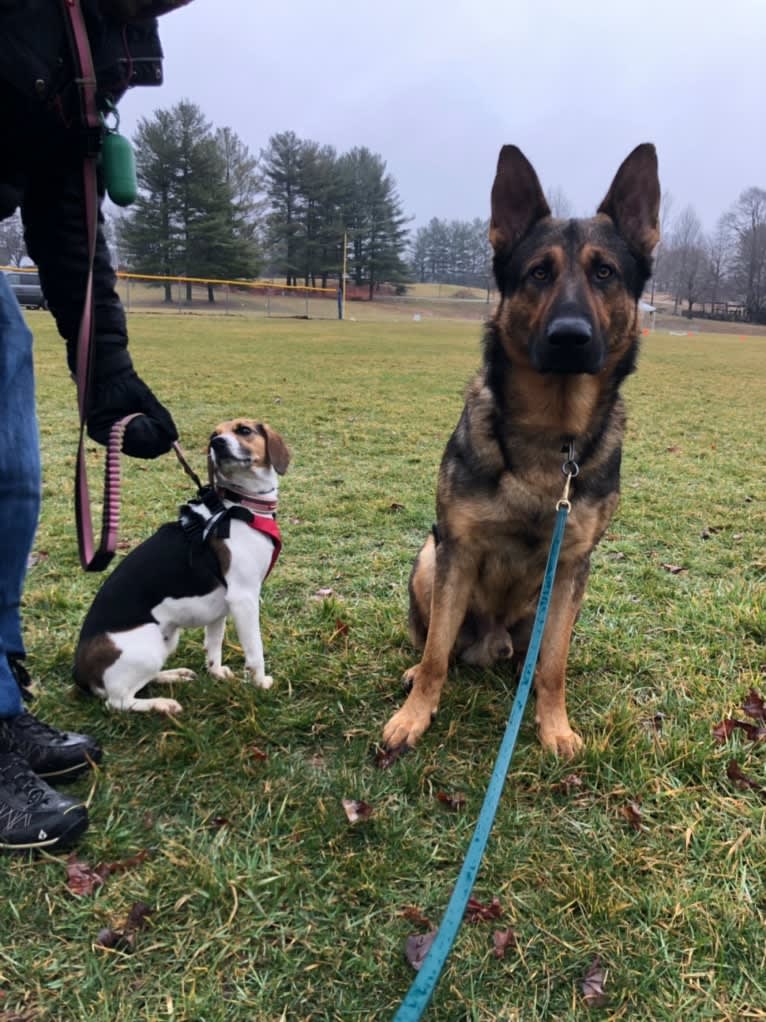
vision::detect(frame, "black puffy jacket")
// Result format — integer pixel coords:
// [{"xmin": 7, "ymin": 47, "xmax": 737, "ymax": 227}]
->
[{"xmin": 0, "ymin": 0, "xmax": 164, "ymax": 381}]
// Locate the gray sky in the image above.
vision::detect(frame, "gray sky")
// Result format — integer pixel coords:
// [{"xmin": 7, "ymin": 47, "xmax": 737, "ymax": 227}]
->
[{"xmin": 118, "ymin": 0, "xmax": 765, "ymax": 235}]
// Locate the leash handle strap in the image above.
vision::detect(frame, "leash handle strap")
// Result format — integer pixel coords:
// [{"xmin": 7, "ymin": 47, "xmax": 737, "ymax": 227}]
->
[
  {"xmin": 64, "ymin": 0, "xmax": 137, "ymax": 572},
  {"xmin": 392, "ymin": 503, "xmax": 571, "ymax": 1022}
]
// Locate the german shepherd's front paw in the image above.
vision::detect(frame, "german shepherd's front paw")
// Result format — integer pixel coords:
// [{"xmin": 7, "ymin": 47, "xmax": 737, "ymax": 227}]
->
[
  {"xmin": 383, "ymin": 688, "xmax": 438, "ymax": 749},
  {"xmin": 538, "ymin": 724, "xmax": 583, "ymax": 759}
]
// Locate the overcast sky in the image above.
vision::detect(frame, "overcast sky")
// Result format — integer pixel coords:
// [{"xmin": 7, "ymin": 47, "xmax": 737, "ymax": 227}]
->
[{"xmin": 118, "ymin": 0, "xmax": 765, "ymax": 235}]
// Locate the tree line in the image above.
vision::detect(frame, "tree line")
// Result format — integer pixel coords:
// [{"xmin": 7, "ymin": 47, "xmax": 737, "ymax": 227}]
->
[
  {"xmin": 1, "ymin": 99, "xmax": 764, "ymax": 322},
  {"xmin": 115, "ymin": 102, "xmax": 408, "ymax": 301},
  {"xmin": 652, "ymin": 189, "xmax": 766, "ymax": 322}
]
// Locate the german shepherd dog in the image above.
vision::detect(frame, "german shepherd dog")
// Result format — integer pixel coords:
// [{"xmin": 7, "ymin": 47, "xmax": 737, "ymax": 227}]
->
[{"xmin": 382, "ymin": 143, "xmax": 660, "ymax": 758}]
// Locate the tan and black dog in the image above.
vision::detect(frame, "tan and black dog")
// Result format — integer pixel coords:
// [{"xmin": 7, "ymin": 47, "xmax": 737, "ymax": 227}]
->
[{"xmin": 383, "ymin": 143, "xmax": 660, "ymax": 758}]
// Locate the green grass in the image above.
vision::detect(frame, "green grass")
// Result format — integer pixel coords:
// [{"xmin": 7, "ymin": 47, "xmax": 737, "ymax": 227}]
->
[{"xmin": 2, "ymin": 313, "xmax": 765, "ymax": 1021}]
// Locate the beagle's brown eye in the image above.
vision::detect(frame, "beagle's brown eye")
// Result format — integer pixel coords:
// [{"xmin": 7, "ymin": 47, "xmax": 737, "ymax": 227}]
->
[
  {"xmin": 234, "ymin": 425, "xmax": 253, "ymax": 436},
  {"xmin": 530, "ymin": 264, "xmax": 551, "ymax": 283},
  {"xmin": 595, "ymin": 263, "xmax": 614, "ymax": 281}
]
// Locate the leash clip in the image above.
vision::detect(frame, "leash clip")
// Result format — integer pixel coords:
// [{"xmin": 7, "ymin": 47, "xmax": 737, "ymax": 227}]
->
[{"xmin": 556, "ymin": 440, "xmax": 579, "ymax": 512}]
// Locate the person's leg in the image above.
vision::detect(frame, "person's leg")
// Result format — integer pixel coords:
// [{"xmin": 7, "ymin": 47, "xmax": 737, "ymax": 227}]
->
[
  {"xmin": 0, "ymin": 272, "xmax": 39, "ymax": 715},
  {"xmin": 0, "ymin": 274, "xmax": 101, "ymax": 794}
]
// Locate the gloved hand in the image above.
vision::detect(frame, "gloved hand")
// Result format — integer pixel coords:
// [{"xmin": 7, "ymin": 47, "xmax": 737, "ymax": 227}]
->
[{"xmin": 87, "ymin": 369, "xmax": 178, "ymax": 458}]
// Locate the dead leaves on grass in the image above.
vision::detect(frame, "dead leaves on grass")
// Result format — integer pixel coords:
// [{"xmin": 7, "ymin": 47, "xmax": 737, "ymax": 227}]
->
[
  {"xmin": 713, "ymin": 688, "xmax": 766, "ymax": 744},
  {"xmin": 435, "ymin": 791, "xmax": 466, "ymax": 812},
  {"xmin": 96, "ymin": 901, "xmax": 153, "ymax": 953},
  {"xmin": 404, "ymin": 930, "xmax": 437, "ymax": 971},
  {"xmin": 726, "ymin": 760, "xmax": 766, "ymax": 800},
  {"xmin": 714, "ymin": 689, "xmax": 766, "ymax": 801},
  {"xmin": 403, "ymin": 893, "xmax": 517, "ymax": 971},
  {"xmin": 581, "ymin": 956, "xmax": 608, "ymax": 1008},
  {"xmin": 341, "ymin": 798, "xmax": 373, "ymax": 824},
  {"xmin": 66, "ymin": 850, "xmax": 149, "ymax": 897}
]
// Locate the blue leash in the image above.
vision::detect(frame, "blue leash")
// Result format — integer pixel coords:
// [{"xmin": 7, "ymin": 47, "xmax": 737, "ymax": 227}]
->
[{"xmin": 392, "ymin": 455, "xmax": 576, "ymax": 1022}]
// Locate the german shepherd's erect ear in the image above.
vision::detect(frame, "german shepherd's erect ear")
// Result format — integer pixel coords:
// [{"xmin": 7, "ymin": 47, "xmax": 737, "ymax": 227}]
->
[
  {"xmin": 598, "ymin": 143, "xmax": 661, "ymax": 262},
  {"xmin": 489, "ymin": 145, "xmax": 551, "ymax": 253}
]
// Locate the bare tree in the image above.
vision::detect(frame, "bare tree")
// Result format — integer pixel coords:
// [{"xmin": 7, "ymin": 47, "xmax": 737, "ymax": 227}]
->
[
  {"xmin": 724, "ymin": 186, "xmax": 766, "ymax": 322},
  {"xmin": 704, "ymin": 214, "xmax": 735, "ymax": 307},
  {"xmin": 668, "ymin": 205, "xmax": 707, "ymax": 316},
  {"xmin": 545, "ymin": 186, "xmax": 573, "ymax": 219},
  {"xmin": 650, "ymin": 190, "xmax": 674, "ymax": 305},
  {"xmin": 0, "ymin": 211, "xmax": 26, "ymax": 266}
]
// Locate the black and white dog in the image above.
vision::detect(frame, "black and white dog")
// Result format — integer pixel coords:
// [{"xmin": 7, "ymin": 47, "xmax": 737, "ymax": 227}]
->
[{"xmin": 74, "ymin": 419, "xmax": 290, "ymax": 714}]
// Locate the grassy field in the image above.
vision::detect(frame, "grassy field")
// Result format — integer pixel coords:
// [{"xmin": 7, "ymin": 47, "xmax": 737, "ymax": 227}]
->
[{"xmin": 2, "ymin": 312, "xmax": 765, "ymax": 1021}]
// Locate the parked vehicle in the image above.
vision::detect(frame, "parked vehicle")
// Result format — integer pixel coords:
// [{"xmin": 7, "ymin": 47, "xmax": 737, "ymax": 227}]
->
[{"xmin": 3, "ymin": 269, "xmax": 47, "ymax": 310}]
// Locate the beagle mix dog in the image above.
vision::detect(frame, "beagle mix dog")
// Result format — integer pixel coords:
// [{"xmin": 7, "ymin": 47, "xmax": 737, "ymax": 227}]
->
[{"xmin": 74, "ymin": 419, "xmax": 290, "ymax": 714}]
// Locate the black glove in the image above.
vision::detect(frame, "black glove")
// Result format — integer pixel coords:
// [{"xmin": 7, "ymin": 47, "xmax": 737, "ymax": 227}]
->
[{"xmin": 87, "ymin": 369, "xmax": 178, "ymax": 458}]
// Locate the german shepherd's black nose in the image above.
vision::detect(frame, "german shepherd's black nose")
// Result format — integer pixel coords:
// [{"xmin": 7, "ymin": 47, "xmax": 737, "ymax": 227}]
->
[
  {"xmin": 546, "ymin": 316, "xmax": 592, "ymax": 346},
  {"xmin": 535, "ymin": 314, "xmax": 604, "ymax": 374}
]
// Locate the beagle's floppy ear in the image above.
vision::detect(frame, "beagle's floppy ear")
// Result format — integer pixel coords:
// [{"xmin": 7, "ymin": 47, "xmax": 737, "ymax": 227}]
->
[
  {"xmin": 597, "ymin": 143, "xmax": 660, "ymax": 260},
  {"xmin": 489, "ymin": 144, "xmax": 551, "ymax": 253},
  {"xmin": 257, "ymin": 424, "xmax": 290, "ymax": 475}
]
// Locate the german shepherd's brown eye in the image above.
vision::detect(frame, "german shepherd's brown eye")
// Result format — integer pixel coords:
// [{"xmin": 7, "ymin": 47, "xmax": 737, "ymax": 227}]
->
[
  {"xmin": 234, "ymin": 425, "xmax": 253, "ymax": 436},
  {"xmin": 530, "ymin": 264, "xmax": 551, "ymax": 283},
  {"xmin": 595, "ymin": 263, "xmax": 614, "ymax": 281}
]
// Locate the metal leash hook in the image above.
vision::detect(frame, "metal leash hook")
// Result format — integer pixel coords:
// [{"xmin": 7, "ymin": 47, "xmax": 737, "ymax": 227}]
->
[{"xmin": 557, "ymin": 440, "xmax": 580, "ymax": 512}]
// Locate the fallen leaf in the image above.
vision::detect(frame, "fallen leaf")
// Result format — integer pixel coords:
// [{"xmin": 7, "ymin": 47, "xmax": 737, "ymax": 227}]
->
[
  {"xmin": 556, "ymin": 773, "xmax": 584, "ymax": 794},
  {"xmin": 492, "ymin": 927, "xmax": 517, "ymax": 959},
  {"xmin": 621, "ymin": 802, "xmax": 645, "ymax": 832},
  {"xmin": 465, "ymin": 896, "xmax": 502, "ymax": 923},
  {"xmin": 67, "ymin": 849, "xmax": 151, "ymax": 895},
  {"xmin": 66, "ymin": 856, "xmax": 105, "ymax": 897},
  {"xmin": 248, "ymin": 745, "xmax": 269, "ymax": 761},
  {"xmin": 374, "ymin": 744, "xmax": 409, "ymax": 770},
  {"xmin": 436, "ymin": 791, "xmax": 466, "ymax": 812},
  {"xmin": 95, "ymin": 927, "xmax": 134, "ymax": 952},
  {"xmin": 405, "ymin": 930, "xmax": 437, "ymax": 971},
  {"xmin": 97, "ymin": 850, "xmax": 150, "ymax": 879},
  {"xmin": 700, "ymin": 526, "xmax": 723, "ymax": 540},
  {"xmin": 661, "ymin": 563, "xmax": 686, "ymax": 574},
  {"xmin": 125, "ymin": 901, "xmax": 153, "ymax": 931},
  {"xmin": 643, "ymin": 713, "xmax": 665, "ymax": 736},
  {"xmin": 666, "ymin": 445, "xmax": 682, "ymax": 453},
  {"xmin": 742, "ymin": 689, "xmax": 766, "ymax": 723},
  {"xmin": 328, "ymin": 618, "xmax": 350, "ymax": 645},
  {"xmin": 341, "ymin": 798, "xmax": 373, "ymax": 824},
  {"xmin": 388, "ymin": 502, "xmax": 405, "ymax": 512},
  {"xmin": 726, "ymin": 760, "xmax": 766, "ymax": 798},
  {"xmin": 712, "ymin": 718, "xmax": 766, "ymax": 743},
  {"xmin": 95, "ymin": 901, "xmax": 153, "ymax": 954},
  {"xmin": 581, "ymin": 956, "xmax": 608, "ymax": 1008},
  {"xmin": 401, "ymin": 905, "xmax": 432, "ymax": 930}
]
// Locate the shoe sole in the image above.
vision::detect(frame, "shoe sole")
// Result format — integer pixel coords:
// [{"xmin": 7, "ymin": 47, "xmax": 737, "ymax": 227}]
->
[{"xmin": 0, "ymin": 807, "xmax": 88, "ymax": 853}]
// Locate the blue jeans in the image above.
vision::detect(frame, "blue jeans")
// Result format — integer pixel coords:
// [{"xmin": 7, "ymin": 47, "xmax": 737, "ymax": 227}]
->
[{"xmin": 0, "ymin": 274, "xmax": 41, "ymax": 717}]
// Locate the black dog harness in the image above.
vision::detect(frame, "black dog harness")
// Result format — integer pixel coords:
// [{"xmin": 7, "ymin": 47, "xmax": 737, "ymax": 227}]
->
[{"xmin": 178, "ymin": 487, "xmax": 282, "ymax": 578}]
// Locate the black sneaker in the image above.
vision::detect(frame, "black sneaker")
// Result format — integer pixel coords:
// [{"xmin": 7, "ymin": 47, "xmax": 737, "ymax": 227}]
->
[
  {"xmin": 0, "ymin": 711, "xmax": 102, "ymax": 781},
  {"xmin": 0, "ymin": 753, "xmax": 89, "ymax": 853}
]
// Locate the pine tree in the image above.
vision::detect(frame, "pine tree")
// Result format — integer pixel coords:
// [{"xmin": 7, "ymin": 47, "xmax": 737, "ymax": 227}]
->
[
  {"xmin": 119, "ymin": 101, "xmax": 258, "ymax": 302},
  {"xmin": 338, "ymin": 147, "xmax": 409, "ymax": 299}
]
